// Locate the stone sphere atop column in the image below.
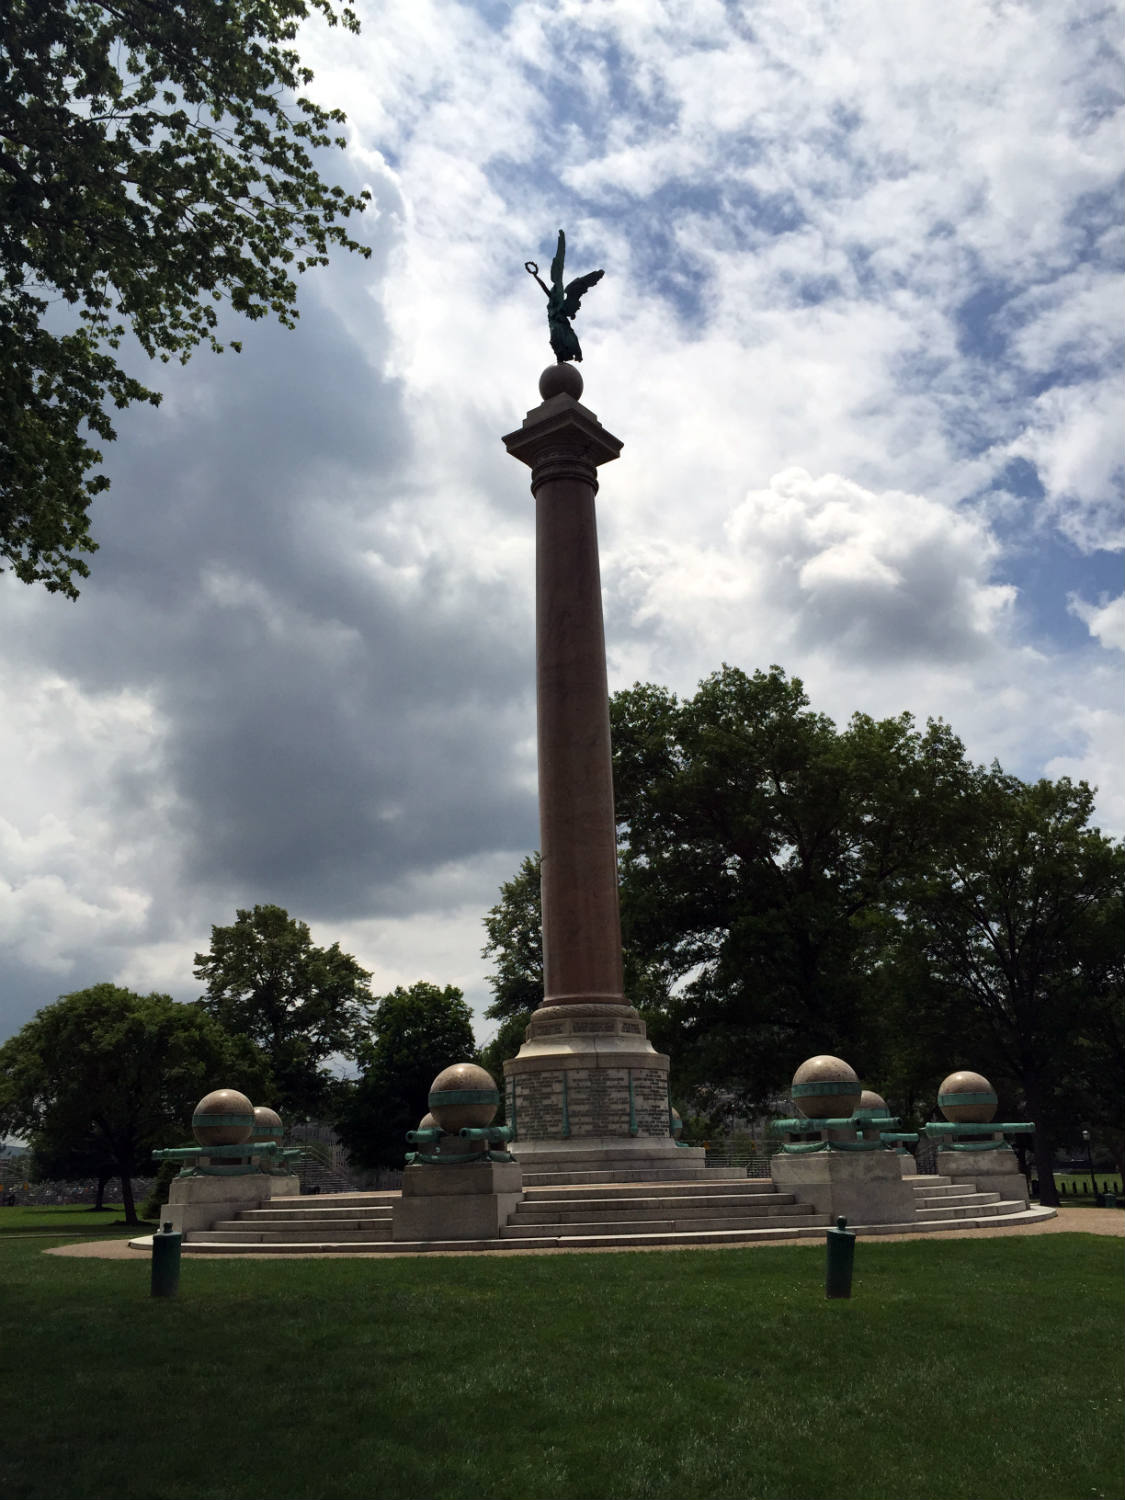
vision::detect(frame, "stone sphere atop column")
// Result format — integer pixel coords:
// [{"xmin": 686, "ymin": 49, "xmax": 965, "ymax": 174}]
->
[
  {"xmin": 250, "ymin": 1106, "xmax": 284, "ymax": 1146},
  {"xmin": 938, "ymin": 1070, "xmax": 997, "ymax": 1123},
  {"xmin": 791, "ymin": 1055, "xmax": 861, "ymax": 1119},
  {"xmin": 191, "ymin": 1088, "xmax": 255, "ymax": 1146},
  {"xmin": 428, "ymin": 1063, "xmax": 500, "ymax": 1132},
  {"xmin": 539, "ymin": 363, "xmax": 583, "ymax": 401},
  {"xmin": 854, "ymin": 1089, "xmax": 889, "ymax": 1120}
]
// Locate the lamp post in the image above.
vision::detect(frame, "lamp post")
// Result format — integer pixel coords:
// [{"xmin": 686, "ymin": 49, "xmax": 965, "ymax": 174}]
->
[{"xmin": 1082, "ymin": 1128, "xmax": 1099, "ymax": 1205}]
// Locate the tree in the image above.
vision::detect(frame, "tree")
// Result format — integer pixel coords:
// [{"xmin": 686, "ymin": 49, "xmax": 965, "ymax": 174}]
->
[
  {"xmin": 1, "ymin": 0, "xmax": 370, "ymax": 597},
  {"xmin": 194, "ymin": 904, "xmax": 373, "ymax": 1122},
  {"xmin": 29, "ymin": 1119, "xmax": 118, "ymax": 1210},
  {"xmin": 481, "ymin": 854, "xmax": 543, "ymax": 1026},
  {"xmin": 0, "ymin": 983, "xmax": 259, "ymax": 1223},
  {"xmin": 897, "ymin": 770, "xmax": 1125, "ymax": 1205},
  {"xmin": 609, "ymin": 665, "xmax": 970, "ymax": 1111},
  {"xmin": 334, "ymin": 982, "xmax": 476, "ymax": 1170}
]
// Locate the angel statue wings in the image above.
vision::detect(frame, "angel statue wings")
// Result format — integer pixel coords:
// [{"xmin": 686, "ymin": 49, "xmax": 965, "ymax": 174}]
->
[{"xmin": 525, "ymin": 230, "xmax": 604, "ymax": 363}]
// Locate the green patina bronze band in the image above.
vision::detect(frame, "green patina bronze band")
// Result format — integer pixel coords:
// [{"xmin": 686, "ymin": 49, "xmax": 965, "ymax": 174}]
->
[
  {"xmin": 427, "ymin": 1089, "xmax": 499, "ymax": 1106},
  {"xmin": 791, "ymin": 1081, "xmax": 859, "ymax": 1097},
  {"xmin": 938, "ymin": 1091, "xmax": 996, "ymax": 1107},
  {"xmin": 191, "ymin": 1112, "xmax": 253, "ymax": 1127}
]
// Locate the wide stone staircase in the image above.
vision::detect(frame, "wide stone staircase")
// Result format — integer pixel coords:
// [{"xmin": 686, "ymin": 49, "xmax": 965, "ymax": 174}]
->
[
  {"xmin": 170, "ymin": 1169, "xmax": 1054, "ymax": 1255},
  {"xmin": 904, "ymin": 1174, "xmax": 1046, "ymax": 1227},
  {"xmin": 183, "ymin": 1193, "xmax": 396, "ymax": 1254},
  {"xmin": 499, "ymin": 1178, "xmax": 820, "ymax": 1247}
]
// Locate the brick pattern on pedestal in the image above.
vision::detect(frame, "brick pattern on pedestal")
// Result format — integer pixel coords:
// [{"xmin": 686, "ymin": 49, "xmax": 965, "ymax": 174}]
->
[{"xmin": 509, "ymin": 1066, "xmax": 670, "ymax": 1141}]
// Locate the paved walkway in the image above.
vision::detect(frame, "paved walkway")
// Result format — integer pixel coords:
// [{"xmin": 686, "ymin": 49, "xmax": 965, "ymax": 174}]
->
[{"xmin": 43, "ymin": 1205, "xmax": 1123, "ymax": 1260}]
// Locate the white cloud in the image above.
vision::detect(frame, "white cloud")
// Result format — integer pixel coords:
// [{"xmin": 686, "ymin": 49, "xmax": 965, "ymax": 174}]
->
[
  {"xmin": 1069, "ymin": 593, "xmax": 1125, "ymax": 654},
  {"xmin": 1, "ymin": 0, "xmax": 1121, "ymax": 1048}
]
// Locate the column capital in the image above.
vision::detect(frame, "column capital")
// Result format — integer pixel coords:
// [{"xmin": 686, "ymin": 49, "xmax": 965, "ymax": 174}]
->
[{"xmin": 502, "ymin": 393, "xmax": 623, "ymax": 495}]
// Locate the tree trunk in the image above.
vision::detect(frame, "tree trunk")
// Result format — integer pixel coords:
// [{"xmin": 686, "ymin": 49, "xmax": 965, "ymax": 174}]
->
[
  {"xmin": 120, "ymin": 1172, "xmax": 138, "ymax": 1225},
  {"xmin": 93, "ymin": 1172, "xmax": 110, "ymax": 1211},
  {"xmin": 1023, "ymin": 1074, "xmax": 1059, "ymax": 1206}
]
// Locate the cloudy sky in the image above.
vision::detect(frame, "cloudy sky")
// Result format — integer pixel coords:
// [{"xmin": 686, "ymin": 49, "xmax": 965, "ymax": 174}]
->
[{"xmin": 1, "ymin": 0, "xmax": 1122, "ymax": 1056}]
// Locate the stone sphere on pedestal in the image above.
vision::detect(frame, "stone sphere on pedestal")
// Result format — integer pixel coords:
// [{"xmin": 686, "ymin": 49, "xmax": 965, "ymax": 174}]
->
[
  {"xmin": 854, "ymin": 1089, "xmax": 889, "ymax": 1120},
  {"xmin": 791, "ymin": 1056, "xmax": 861, "ymax": 1119},
  {"xmin": 250, "ymin": 1106, "xmax": 284, "ymax": 1146},
  {"xmin": 427, "ymin": 1063, "xmax": 499, "ymax": 1132},
  {"xmin": 938, "ymin": 1071, "xmax": 997, "ymax": 1123},
  {"xmin": 416, "ymin": 1111, "xmax": 439, "ymax": 1132},
  {"xmin": 191, "ymin": 1089, "xmax": 254, "ymax": 1146},
  {"xmin": 539, "ymin": 362, "xmax": 583, "ymax": 401}
]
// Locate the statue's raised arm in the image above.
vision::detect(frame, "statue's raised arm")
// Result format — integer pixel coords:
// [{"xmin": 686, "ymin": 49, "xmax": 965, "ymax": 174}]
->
[{"xmin": 525, "ymin": 229, "xmax": 604, "ymax": 363}]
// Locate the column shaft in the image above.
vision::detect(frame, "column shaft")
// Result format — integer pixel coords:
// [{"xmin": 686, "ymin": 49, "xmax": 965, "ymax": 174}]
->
[{"xmin": 535, "ymin": 472, "xmax": 625, "ymax": 1006}]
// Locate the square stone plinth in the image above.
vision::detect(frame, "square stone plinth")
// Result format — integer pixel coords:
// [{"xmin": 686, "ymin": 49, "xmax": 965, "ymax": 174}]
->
[
  {"xmin": 936, "ymin": 1148, "xmax": 1027, "ymax": 1207},
  {"xmin": 770, "ymin": 1149, "xmax": 917, "ymax": 1225},
  {"xmin": 162, "ymin": 1173, "xmax": 268, "ymax": 1234},
  {"xmin": 392, "ymin": 1161, "xmax": 524, "ymax": 1242}
]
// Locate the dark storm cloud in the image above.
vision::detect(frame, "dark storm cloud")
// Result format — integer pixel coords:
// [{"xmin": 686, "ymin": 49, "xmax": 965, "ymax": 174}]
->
[{"xmin": 4, "ymin": 268, "xmax": 540, "ymax": 940}]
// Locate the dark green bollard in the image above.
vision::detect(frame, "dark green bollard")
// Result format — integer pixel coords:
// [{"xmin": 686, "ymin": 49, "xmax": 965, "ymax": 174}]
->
[
  {"xmin": 151, "ymin": 1220, "xmax": 182, "ymax": 1298},
  {"xmin": 826, "ymin": 1215, "xmax": 855, "ymax": 1299}
]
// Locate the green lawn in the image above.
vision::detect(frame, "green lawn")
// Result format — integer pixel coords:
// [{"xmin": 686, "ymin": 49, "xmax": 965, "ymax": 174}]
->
[
  {"xmin": 0, "ymin": 1203, "xmax": 145, "ymax": 1236},
  {"xmin": 1051, "ymin": 1173, "xmax": 1122, "ymax": 1202},
  {"xmin": 1, "ymin": 1231, "xmax": 1121, "ymax": 1500}
]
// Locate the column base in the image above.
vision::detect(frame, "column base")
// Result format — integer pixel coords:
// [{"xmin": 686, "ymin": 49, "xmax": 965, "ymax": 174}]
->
[{"xmin": 503, "ymin": 1002, "xmax": 676, "ymax": 1154}]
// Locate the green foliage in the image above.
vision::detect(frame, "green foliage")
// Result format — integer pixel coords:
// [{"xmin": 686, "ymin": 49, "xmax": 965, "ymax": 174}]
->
[
  {"xmin": 140, "ymin": 1156, "xmax": 179, "ymax": 1221},
  {"xmin": 0, "ymin": 982, "xmax": 256, "ymax": 1222},
  {"xmin": 614, "ymin": 665, "xmax": 970, "ymax": 1109},
  {"xmin": 482, "ymin": 664, "xmax": 1123, "ymax": 1143},
  {"xmin": 894, "ymin": 769, "xmax": 1125, "ymax": 1203},
  {"xmin": 481, "ymin": 853, "xmax": 543, "ymax": 1024},
  {"xmin": 334, "ymin": 981, "xmax": 476, "ymax": 1170},
  {"xmin": 194, "ymin": 904, "xmax": 373, "ymax": 1122},
  {"xmin": 1, "ymin": 0, "xmax": 370, "ymax": 596}
]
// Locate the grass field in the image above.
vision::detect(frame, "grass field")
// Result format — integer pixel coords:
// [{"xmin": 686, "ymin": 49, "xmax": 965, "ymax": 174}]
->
[
  {"xmin": 0, "ymin": 1204, "xmax": 146, "ymax": 1235},
  {"xmin": 1, "ymin": 1227, "xmax": 1121, "ymax": 1500}
]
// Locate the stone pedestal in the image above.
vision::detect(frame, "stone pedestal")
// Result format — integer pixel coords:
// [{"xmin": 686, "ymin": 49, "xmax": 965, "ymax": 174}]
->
[
  {"xmin": 266, "ymin": 1174, "xmax": 301, "ymax": 1197},
  {"xmin": 161, "ymin": 1174, "xmax": 268, "ymax": 1235},
  {"xmin": 501, "ymin": 377, "xmax": 675, "ymax": 1156},
  {"xmin": 770, "ymin": 1150, "xmax": 918, "ymax": 1226},
  {"xmin": 937, "ymin": 1147, "xmax": 1027, "ymax": 1207},
  {"xmin": 391, "ymin": 1161, "xmax": 524, "ymax": 1241}
]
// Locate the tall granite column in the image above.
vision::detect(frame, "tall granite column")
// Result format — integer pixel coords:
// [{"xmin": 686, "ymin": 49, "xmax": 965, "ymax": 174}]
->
[{"xmin": 500, "ymin": 365, "xmax": 699, "ymax": 1167}]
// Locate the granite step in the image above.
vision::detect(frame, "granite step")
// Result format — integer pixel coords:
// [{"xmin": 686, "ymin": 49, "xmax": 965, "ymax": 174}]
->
[
  {"xmin": 190, "ymin": 1224, "xmax": 394, "ymax": 1245},
  {"xmin": 521, "ymin": 1167, "xmax": 745, "ymax": 1186},
  {"xmin": 525, "ymin": 1179, "xmax": 774, "ymax": 1201},
  {"xmin": 916, "ymin": 1198, "xmax": 1012, "ymax": 1222},
  {"xmin": 913, "ymin": 1188, "xmax": 1000, "ymax": 1205},
  {"xmin": 511, "ymin": 1197, "xmax": 807, "ymax": 1224},
  {"xmin": 501, "ymin": 1211, "xmax": 818, "ymax": 1239},
  {"xmin": 266, "ymin": 1192, "xmax": 397, "ymax": 1210},
  {"xmin": 239, "ymin": 1205, "xmax": 394, "ymax": 1222}
]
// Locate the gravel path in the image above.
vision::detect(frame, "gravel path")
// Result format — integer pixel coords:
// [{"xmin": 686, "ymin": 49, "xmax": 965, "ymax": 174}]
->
[{"xmin": 41, "ymin": 1205, "xmax": 1123, "ymax": 1260}]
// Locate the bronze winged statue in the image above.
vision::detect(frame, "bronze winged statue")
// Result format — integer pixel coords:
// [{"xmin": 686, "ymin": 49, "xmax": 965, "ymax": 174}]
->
[{"xmin": 525, "ymin": 230, "xmax": 604, "ymax": 363}]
